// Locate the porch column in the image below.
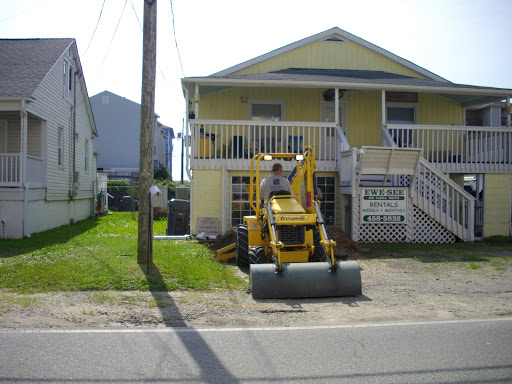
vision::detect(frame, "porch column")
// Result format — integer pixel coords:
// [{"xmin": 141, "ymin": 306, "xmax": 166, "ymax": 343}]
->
[
  {"xmin": 381, "ymin": 90, "xmax": 386, "ymax": 125},
  {"xmin": 334, "ymin": 88, "xmax": 340, "ymax": 124},
  {"xmin": 194, "ymin": 84, "xmax": 200, "ymax": 119}
]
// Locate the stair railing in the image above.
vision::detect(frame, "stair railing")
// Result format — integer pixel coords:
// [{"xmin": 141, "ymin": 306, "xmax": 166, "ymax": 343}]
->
[{"xmin": 411, "ymin": 158, "xmax": 475, "ymax": 241}]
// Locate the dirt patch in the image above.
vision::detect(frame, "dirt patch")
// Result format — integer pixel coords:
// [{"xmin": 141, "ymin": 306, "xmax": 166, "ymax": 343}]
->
[
  {"xmin": 326, "ymin": 225, "xmax": 366, "ymax": 258},
  {"xmin": 1, "ymin": 253, "xmax": 511, "ymax": 329}
]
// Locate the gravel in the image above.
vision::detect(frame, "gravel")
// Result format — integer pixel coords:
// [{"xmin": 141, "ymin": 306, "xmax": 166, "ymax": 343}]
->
[{"xmin": 1, "ymin": 255, "xmax": 511, "ymax": 329}]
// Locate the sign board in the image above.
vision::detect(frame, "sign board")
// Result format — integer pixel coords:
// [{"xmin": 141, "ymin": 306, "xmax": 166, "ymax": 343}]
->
[
  {"xmin": 196, "ymin": 217, "xmax": 218, "ymax": 237},
  {"xmin": 360, "ymin": 187, "xmax": 407, "ymax": 224}
]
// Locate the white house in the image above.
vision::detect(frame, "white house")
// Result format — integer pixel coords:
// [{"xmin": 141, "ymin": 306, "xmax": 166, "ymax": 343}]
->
[{"xmin": 0, "ymin": 38, "xmax": 98, "ymax": 239}]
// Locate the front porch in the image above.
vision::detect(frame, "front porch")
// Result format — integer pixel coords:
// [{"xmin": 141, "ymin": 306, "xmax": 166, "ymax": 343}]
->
[{"xmin": 0, "ymin": 111, "xmax": 46, "ymax": 188}]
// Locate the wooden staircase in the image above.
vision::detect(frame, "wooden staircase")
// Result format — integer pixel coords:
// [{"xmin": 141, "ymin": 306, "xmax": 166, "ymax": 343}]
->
[{"xmin": 339, "ymin": 146, "xmax": 475, "ymax": 243}]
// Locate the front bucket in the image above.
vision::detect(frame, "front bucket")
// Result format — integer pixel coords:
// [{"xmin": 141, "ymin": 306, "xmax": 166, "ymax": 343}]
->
[{"xmin": 249, "ymin": 261, "xmax": 362, "ymax": 299}]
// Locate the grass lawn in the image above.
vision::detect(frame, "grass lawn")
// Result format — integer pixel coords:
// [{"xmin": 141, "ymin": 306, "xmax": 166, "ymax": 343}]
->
[
  {"xmin": 0, "ymin": 213, "xmax": 245, "ymax": 294},
  {"xmin": 1, "ymin": 213, "xmax": 511, "ymax": 294}
]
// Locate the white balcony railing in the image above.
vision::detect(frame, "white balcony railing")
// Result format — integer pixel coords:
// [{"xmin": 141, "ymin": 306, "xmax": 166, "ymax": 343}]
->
[
  {"xmin": 384, "ymin": 124, "xmax": 512, "ymax": 173},
  {"xmin": 412, "ymin": 158, "xmax": 475, "ymax": 241},
  {"xmin": 0, "ymin": 153, "xmax": 46, "ymax": 188},
  {"xmin": 0, "ymin": 153, "xmax": 21, "ymax": 187},
  {"xmin": 187, "ymin": 120, "xmax": 343, "ymax": 171}
]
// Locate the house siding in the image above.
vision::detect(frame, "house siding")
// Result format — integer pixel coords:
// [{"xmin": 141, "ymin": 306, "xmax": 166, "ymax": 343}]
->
[
  {"xmin": 191, "ymin": 169, "xmax": 223, "ymax": 233},
  {"xmin": 235, "ymin": 41, "xmax": 427, "ymax": 79},
  {"xmin": 483, "ymin": 174, "xmax": 511, "ymax": 237},
  {"xmin": 418, "ymin": 94, "xmax": 463, "ymax": 125},
  {"xmin": 28, "ymin": 48, "xmax": 96, "ymax": 203}
]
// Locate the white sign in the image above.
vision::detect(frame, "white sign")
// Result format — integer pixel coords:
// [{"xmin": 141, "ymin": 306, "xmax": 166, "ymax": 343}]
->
[
  {"xmin": 360, "ymin": 187, "xmax": 407, "ymax": 224},
  {"xmin": 196, "ymin": 217, "xmax": 218, "ymax": 237}
]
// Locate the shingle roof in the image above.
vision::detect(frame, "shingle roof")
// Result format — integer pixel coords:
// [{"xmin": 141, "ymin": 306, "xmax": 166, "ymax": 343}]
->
[{"xmin": 0, "ymin": 38, "xmax": 74, "ymax": 98}]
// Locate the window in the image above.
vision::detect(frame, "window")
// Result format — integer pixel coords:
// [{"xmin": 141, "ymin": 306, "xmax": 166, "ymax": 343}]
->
[
  {"xmin": 387, "ymin": 107, "xmax": 415, "ymax": 124},
  {"xmin": 85, "ymin": 139, "xmax": 89, "ymax": 173},
  {"xmin": 248, "ymin": 100, "xmax": 286, "ymax": 121},
  {"xmin": 63, "ymin": 60, "xmax": 74, "ymax": 102},
  {"xmin": 231, "ymin": 176, "xmax": 255, "ymax": 227},
  {"xmin": 316, "ymin": 176, "xmax": 336, "ymax": 225},
  {"xmin": 0, "ymin": 120, "xmax": 7, "ymax": 153},
  {"xmin": 387, "ymin": 102, "xmax": 417, "ymax": 147},
  {"xmin": 58, "ymin": 126, "xmax": 64, "ymax": 167}
]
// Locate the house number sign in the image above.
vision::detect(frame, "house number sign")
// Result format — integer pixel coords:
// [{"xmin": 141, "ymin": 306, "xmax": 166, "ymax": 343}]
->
[{"xmin": 360, "ymin": 187, "xmax": 407, "ymax": 224}]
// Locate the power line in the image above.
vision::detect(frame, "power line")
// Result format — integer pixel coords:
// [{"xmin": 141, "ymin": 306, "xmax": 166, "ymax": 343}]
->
[
  {"xmin": 83, "ymin": 0, "xmax": 106, "ymax": 56},
  {"xmin": 129, "ymin": 0, "xmax": 143, "ymax": 30},
  {"xmin": 129, "ymin": 0, "xmax": 172, "ymax": 91},
  {"xmin": 99, "ymin": 0, "xmax": 128, "ymax": 68},
  {"xmin": 170, "ymin": 0, "xmax": 185, "ymax": 77}
]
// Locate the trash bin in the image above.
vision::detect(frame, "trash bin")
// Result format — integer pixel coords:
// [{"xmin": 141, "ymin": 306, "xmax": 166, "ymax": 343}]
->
[
  {"xmin": 167, "ymin": 199, "xmax": 190, "ymax": 235},
  {"xmin": 121, "ymin": 196, "xmax": 132, "ymax": 211}
]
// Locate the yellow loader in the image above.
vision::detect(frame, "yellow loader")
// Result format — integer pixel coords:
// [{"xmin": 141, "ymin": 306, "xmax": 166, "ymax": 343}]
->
[{"xmin": 236, "ymin": 146, "xmax": 362, "ymax": 299}]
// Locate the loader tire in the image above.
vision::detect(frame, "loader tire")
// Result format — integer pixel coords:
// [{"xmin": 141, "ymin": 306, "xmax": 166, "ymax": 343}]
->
[
  {"xmin": 313, "ymin": 228, "xmax": 328, "ymax": 262},
  {"xmin": 249, "ymin": 246, "xmax": 266, "ymax": 264},
  {"xmin": 236, "ymin": 225, "xmax": 249, "ymax": 268}
]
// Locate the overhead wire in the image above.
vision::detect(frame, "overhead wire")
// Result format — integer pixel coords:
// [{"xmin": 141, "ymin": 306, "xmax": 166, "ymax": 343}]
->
[
  {"xmin": 99, "ymin": 0, "xmax": 128, "ymax": 68},
  {"xmin": 129, "ymin": 0, "xmax": 182, "ymax": 104},
  {"xmin": 170, "ymin": 0, "xmax": 185, "ymax": 78},
  {"xmin": 83, "ymin": 0, "xmax": 106, "ymax": 56}
]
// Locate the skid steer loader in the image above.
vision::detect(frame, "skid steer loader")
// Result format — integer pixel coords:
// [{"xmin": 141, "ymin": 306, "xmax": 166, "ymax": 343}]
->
[{"xmin": 236, "ymin": 146, "xmax": 362, "ymax": 299}]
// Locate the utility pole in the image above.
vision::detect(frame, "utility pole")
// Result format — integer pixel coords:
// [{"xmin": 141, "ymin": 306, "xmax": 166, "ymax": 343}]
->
[{"xmin": 137, "ymin": 0, "xmax": 157, "ymax": 265}]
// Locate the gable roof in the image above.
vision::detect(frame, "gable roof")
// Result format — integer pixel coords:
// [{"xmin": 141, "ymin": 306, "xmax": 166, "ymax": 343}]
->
[
  {"xmin": 0, "ymin": 38, "xmax": 74, "ymax": 98},
  {"xmin": 212, "ymin": 27, "xmax": 449, "ymax": 82},
  {"xmin": 183, "ymin": 28, "xmax": 512, "ymax": 106}
]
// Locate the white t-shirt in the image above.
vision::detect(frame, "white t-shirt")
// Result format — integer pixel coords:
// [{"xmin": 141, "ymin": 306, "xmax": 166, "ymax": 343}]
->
[{"xmin": 260, "ymin": 175, "xmax": 292, "ymax": 201}]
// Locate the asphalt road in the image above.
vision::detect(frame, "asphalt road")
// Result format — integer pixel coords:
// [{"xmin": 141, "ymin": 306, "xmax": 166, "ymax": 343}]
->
[{"xmin": 1, "ymin": 318, "xmax": 511, "ymax": 383}]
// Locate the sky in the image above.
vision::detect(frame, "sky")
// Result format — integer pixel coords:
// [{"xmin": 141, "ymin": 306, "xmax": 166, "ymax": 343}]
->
[{"xmin": 1, "ymin": 0, "xmax": 511, "ymax": 180}]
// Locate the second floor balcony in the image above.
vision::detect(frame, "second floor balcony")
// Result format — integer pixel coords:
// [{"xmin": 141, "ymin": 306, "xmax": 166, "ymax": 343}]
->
[{"xmin": 186, "ymin": 119, "xmax": 348, "ymax": 172}]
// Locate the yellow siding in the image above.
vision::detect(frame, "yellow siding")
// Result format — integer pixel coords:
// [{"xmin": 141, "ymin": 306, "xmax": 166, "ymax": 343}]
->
[
  {"xmin": 235, "ymin": 41, "xmax": 426, "ymax": 79},
  {"xmin": 418, "ymin": 94, "xmax": 462, "ymax": 125},
  {"xmin": 200, "ymin": 87, "xmax": 323, "ymax": 121},
  {"xmin": 346, "ymin": 91, "xmax": 382, "ymax": 148},
  {"xmin": 483, "ymin": 174, "xmax": 511, "ymax": 237},
  {"xmin": 192, "ymin": 170, "xmax": 223, "ymax": 233}
]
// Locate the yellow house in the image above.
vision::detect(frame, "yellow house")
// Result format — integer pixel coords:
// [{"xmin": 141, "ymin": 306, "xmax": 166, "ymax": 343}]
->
[{"xmin": 181, "ymin": 27, "xmax": 512, "ymax": 242}]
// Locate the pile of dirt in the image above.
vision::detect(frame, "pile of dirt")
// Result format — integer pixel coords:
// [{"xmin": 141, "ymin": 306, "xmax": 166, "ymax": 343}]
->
[
  {"xmin": 204, "ymin": 230, "xmax": 236, "ymax": 252},
  {"xmin": 325, "ymin": 225, "xmax": 366, "ymax": 258}
]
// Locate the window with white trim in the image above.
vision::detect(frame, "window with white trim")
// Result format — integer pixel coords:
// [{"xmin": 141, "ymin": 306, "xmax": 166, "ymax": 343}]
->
[
  {"xmin": 386, "ymin": 102, "xmax": 418, "ymax": 147},
  {"xmin": 230, "ymin": 176, "xmax": 255, "ymax": 227},
  {"xmin": 58, "ymin": 126, "xmax": 64, "ymax": 167},
  {"xmin": 248, "ymin": 100, "xmax": 286, "ymax": 121}
]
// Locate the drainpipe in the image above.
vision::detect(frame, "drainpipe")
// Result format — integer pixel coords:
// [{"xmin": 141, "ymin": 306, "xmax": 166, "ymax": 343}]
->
[
  {"xmin": 72, "ymin": 71, "xmax": 78, "ymax": 198},
  {"xmin": 21, "ymin": 100, "xmax": 30, "ymax": 237}
]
